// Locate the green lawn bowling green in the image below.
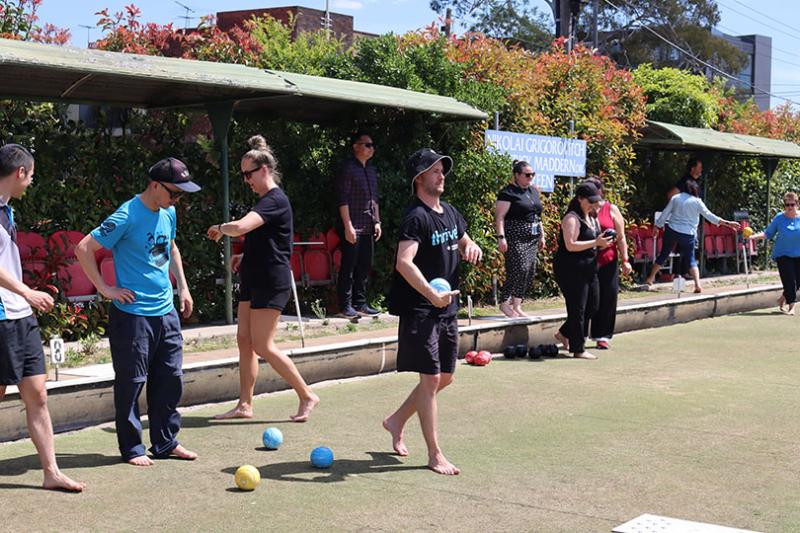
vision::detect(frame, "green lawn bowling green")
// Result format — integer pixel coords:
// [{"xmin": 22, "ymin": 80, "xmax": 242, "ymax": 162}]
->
[{"xmin": 0, "ymin": 309, "xmax": 799, "ymax": 532}]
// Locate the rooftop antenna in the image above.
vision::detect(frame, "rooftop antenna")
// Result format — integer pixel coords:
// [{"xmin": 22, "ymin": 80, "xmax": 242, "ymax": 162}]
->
[
  {"xmin": 174, "ymin": 1, "xmax": 196, "ymax": 31},
  {"xmin": 78, "ymin": 24, "xmax": 95, "ymax": 47}
]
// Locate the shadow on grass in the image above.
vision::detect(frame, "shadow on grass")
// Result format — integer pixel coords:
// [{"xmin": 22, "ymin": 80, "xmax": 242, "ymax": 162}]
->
[
  {"xmin": 180, "ymin": 416, "xmax": 290, "ymax": 428},
  {"xmin": 222, "ymin": 451, "xmax": 427, "ymax": 485},
  {"xmin": 737, "ymin": 310, "xmax": 783, "ymax": 317},
  {"xmin": 0, "ymin": 452, "xmax": 119, "ymax": 477},
  {"xmin": 98, "ymin": 416, "xmax": 288, "ymax": 434}
]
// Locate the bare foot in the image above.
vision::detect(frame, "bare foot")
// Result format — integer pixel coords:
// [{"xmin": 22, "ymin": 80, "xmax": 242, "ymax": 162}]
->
[
  {"xmin": 382, "ymin": 417, "xmax": 409, "ymax": 456},
  {"xmin": 213, "ymin": 404, "xmax": 253, "ymax": 420},
  {"xmin": 43, "ymin": 470, "xmax": 86, "ymax": 492},
  {"xmin": 693, "ymin": 286, "xmax": 703, "ymax": 294},
  {"xmin": 554, "ymin": 331, "xmax": 569, "ymax": 352},
  {"xmin": 128, "ymin": 455, "xmax": 154, "ymax": 467},
  {"xmin": 574, "ymin": 351, "xmax": 598, "ymax": 360},
  {"xmin": 499, "ymin": 301, "xmax": 515, "ymax": 318},
  {"xmin": 778, "ymin": 295, "xmax": 786, "ymax": 313},
  {"xmin": 290, "ymin": 393, "xmax": 320, "ymax": 422},
  {"xmin": 787, "ymin": 303, "xmax": 796, "ymax": 316},
  {"xmin": 170, "ymin": 444, "xmax": 198, "ymax": 460},
  {"xmin": 512, "ymin": 308, "xmax": 528, "ymax": 318},
  {"xmin": 428, "ymin": 453, "xmax": 460, "ymax": 475},
  {"xmin": 644, "ymin": 277, "xmax": 655, "ymax": 286}
]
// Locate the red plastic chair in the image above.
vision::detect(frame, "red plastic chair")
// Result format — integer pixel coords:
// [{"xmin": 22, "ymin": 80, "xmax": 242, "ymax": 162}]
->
[
  {"xmin": 332, "ymin": 248, "xmax": 342, "ymax": 271},
  {"xmin": 49, "ymin": 230, "xmax": 85, "ymax": 257},
  {"xmin": 721, "ymin": 234, "xmax": 736, "ymax": 257},
  {"xmin": 232, "ymin": 237, "xmax": 244, "ymax": 255},
  {"xmin": 290, "ymin": 252, "xmax": 303, "ymax": 282},
  {"xmin": 22, "ymin": 259, "xmax": 47, "ymax": 287},
  {"xmin": 326, "ymin": 227, "xmax": 340, "ymax": 252},
  {"xmin": 704, "ymin": 235, "xmax": 717, "ymax": 259},
  {"xmin": 95, "ymin": 246, "xmax": 112, "ymax": 262},
  {"xmin": 57, "ymin": 261, "xmax": 96, "ymax": 298},
  {"xmin": 303, "ymin": 250, "xmax": 332, "ymax": 285},
  {"xmin": 305, "ymin": 231, "xmax": 327, "ymax": 251},
  {"xmin": 100, "ymin": 256, "xmax": 116, "ymax": 286},
  {"xmin": 16, "ymin": 231, "xmax": 47, "ymax": 259}
]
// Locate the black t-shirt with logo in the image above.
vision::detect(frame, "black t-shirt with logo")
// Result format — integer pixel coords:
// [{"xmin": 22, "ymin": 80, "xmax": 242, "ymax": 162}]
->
[
  {"xmin": 388, "ymin": 198, "xmax": 467, "ymax": 318},
  {"xmin": 240, "ymin": 187, "xmax": 293, "ymax": 291},
  {"xmin": 496, "ymin": 183, "xmax": 542, "ymax": 224}
]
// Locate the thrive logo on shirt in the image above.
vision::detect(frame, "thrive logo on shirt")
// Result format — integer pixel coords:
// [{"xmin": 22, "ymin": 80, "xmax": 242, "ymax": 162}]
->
[
  {"xmin": 91, "ymin": 196, "xmax": 177, "ymax": 317},
  {"xmin": 431, "ymin": 227, "xmax": 459, "ymax": 247}
]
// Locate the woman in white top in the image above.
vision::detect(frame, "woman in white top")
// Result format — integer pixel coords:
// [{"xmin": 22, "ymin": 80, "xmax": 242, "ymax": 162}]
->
[{"xmin": 645, "ymin": 180, "xmax": 739, "ymax": 292}]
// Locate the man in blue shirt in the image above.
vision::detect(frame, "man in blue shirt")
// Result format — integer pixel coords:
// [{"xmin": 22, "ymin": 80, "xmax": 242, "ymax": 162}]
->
[
  {"xmin": 76, "ymin": 157, "xmax": 200, "ymax": 466},
  {"xmin": 0, "ymin": 144, "xmax": 85, "ymax": 491}
]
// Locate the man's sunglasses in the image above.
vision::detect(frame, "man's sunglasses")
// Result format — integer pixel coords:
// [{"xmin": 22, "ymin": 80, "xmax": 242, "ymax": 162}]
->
[
  {"xmin": 356, "ymin": 142, "xmax": 376, "ymax": 149},
  {"xmin": 241, "ymin": 165, "xmax": 263, "ymax": 180},
  {"xmin": 157, "ymin": 182, "xmax": 184, "ymax": 200},
  {"xmin": 785, "ymin": 203, "xmax": 796, "ymax": 207}
]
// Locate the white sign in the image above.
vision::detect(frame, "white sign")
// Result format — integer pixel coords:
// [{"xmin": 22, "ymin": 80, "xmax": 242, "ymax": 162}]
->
[
  {"xmin": 484, "ymin": 129, "xmax": 587, "ymax": 192},
  {"xmin": 49, "ymin": 337, "xmax": 65, "ymax": 365}
]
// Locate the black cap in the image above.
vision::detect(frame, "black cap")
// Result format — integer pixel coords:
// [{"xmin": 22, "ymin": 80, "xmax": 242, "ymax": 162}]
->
[
  {"xmin": 148, "ymin": 157, "xmax": 201, "ymax": 193},
  {"xmin": 576, "ymin": 181, "xmax": 602, "ymax": 203},
  {"xmin": 406, "ymin": 148, "xmax": 453, "ymax": 193}
]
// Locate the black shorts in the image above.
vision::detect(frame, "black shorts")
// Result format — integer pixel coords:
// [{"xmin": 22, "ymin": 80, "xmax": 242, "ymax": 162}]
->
[
  {"xmin": 0, "ymin": 315, "xmax": 46, "ymax": 385},
  {"xmin": 396, "ymin": 314, "xmax": 458, "ymax": 375},
  {"xmin": 238, "ymin": 281, "xmax": 291, "ymax": 311}
]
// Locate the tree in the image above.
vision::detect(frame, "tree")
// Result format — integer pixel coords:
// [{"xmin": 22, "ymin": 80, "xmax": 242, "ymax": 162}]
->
[
  {"xmin": 588, "ymin": 0, "xmax": 746, "ymax": 74},
  {"xmin": 430, "ymin": 0, "xmax": 554, "ymax": 50},
  {"xmin": 432, "ymin": 0, "xmax": 745, "ymax": 75}
]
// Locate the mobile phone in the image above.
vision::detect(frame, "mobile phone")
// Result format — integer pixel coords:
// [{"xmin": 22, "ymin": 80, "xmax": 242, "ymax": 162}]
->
[{"xmin": 602, "ymin": 228, "xmax": 617, "ymax": 240}]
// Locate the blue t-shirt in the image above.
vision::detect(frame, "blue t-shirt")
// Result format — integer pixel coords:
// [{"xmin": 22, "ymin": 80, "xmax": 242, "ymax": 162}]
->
[
  {"xmin": 91, "ymin": 196, "xmax": 177, "ymax": 316},
  {"xmin": 764, "ymin": 212, "xmax": 800, "ymax": 259}
]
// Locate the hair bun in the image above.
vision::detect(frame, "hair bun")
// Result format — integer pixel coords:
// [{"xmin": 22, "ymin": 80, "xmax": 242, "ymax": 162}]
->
[{"xmin": 247, "ymin": 135, "xmax": 268, "ymax": 151}]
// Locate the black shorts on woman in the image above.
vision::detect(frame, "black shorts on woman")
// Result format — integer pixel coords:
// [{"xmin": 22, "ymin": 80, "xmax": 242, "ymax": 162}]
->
[{"xmin": 237, "ymin": 187, "xmax": 293, "ymax": 311}]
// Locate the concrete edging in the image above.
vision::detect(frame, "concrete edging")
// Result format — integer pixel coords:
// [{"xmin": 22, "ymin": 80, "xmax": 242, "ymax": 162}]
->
[{"xmin": 0, "ymin": 284, "xmax": 782, "ymax": 442}]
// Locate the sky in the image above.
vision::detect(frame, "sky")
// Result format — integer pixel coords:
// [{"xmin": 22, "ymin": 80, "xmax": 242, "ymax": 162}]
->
[{"xmin": 34, "ymin": 0, "xmax": 800, "ymax": 109}]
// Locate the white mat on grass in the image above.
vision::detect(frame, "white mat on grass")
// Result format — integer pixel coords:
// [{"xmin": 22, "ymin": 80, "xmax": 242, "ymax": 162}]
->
[{"xmin": 613, "ymin": 514, "xmax": 762, "ymax": 533}]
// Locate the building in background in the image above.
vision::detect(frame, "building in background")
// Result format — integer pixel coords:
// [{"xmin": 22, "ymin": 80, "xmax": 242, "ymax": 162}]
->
[
  {"xmin": 712, "ymin": 30, "xmax": 772, "ymax": 111},
  {"xmin": 215, "ymin": 6, "xmax": 377, "ymax": 44}
]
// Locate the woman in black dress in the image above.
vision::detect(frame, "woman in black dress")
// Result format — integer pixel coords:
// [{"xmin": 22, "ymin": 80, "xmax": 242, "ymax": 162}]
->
[
  {"xmin": 207, "ymin": 135, "xmax": 319, "ymax": 421},
  {"xmin": 553, "ymin": 181, "xmax": 612, "ymax": 360},
  {"xmin": 495, "ymin": 160, "xmax": 545, "ymax": 318}
]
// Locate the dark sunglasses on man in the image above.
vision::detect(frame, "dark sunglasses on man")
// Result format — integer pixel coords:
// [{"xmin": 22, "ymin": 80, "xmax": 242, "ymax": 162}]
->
[{"xmin": 157, "ymin": 181, "xmax": 184, "ymax": 200}]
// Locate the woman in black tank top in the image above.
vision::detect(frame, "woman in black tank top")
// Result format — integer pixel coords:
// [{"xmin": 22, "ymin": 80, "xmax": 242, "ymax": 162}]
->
[{"xmin": 553, "ymin": 182, "xmax": 612, "ymax": 360}]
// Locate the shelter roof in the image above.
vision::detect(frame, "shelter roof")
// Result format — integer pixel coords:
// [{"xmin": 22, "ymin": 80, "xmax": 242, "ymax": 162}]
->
[
  {"xmin": 638, "ymin": 120, "xmax": 800, "ymax": 159},
  {"xmin": 0, "ymin": 38, "xmax": 487, "ymax": 122}
]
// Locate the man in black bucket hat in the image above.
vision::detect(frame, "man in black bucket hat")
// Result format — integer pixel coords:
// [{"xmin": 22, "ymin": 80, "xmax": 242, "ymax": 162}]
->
[{"xmin": 383, "ymin": 148, "xmax": 482, "ymax": 475}]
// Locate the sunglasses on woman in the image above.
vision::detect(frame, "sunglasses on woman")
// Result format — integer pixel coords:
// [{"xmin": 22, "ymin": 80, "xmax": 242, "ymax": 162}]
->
[
  {"xmin": 785, "ymin": 203, "xmax": 796, "ymax": 207},
  {"xmin": 241, "ymin": 165, "xmax": 263, "ymax": 180}
]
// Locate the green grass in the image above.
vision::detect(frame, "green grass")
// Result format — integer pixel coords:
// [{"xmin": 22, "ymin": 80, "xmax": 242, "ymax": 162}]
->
[{"xmin": 4, "ymin": 309, "xmax": 799, "ymax": 531}]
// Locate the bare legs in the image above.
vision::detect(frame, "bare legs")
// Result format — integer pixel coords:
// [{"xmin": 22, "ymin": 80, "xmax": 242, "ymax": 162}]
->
[
  {"xmin": 646, "ymin": 264, "xmax": 702, "ymax": 293},
  {"xmin": 216, "ymin": 305, "xmax": 319, "ymax": 421},
  {"xmin": 511, "ymin": 297, "xmax": 528, "ymax": 317},
  {"xmin": 215, "ymin": 302, "xmax": 258, "ymax": 419},
  {"xmin": 383, "ymin": 372, "xmax": 459, "ymax": 475},
  {"xmin": 688, "ymin": 266, "xmax": 702, "ymax": 292},
  {"xmin": 5, "ymin": 377, "xmax": 85, "ymax": 491},
  {"xmin": 644, "ymin": 262, "xmax": 662, "ymax": 286},
  {"xmin": 500, "ymin": 297, "xmax": 527, "ymax": 318}
]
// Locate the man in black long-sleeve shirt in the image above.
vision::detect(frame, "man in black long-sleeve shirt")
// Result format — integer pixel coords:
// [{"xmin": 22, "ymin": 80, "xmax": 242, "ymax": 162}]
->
[{"xmin": 336, "ymin": 131, "xmax": 381, "ymax": 318}]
